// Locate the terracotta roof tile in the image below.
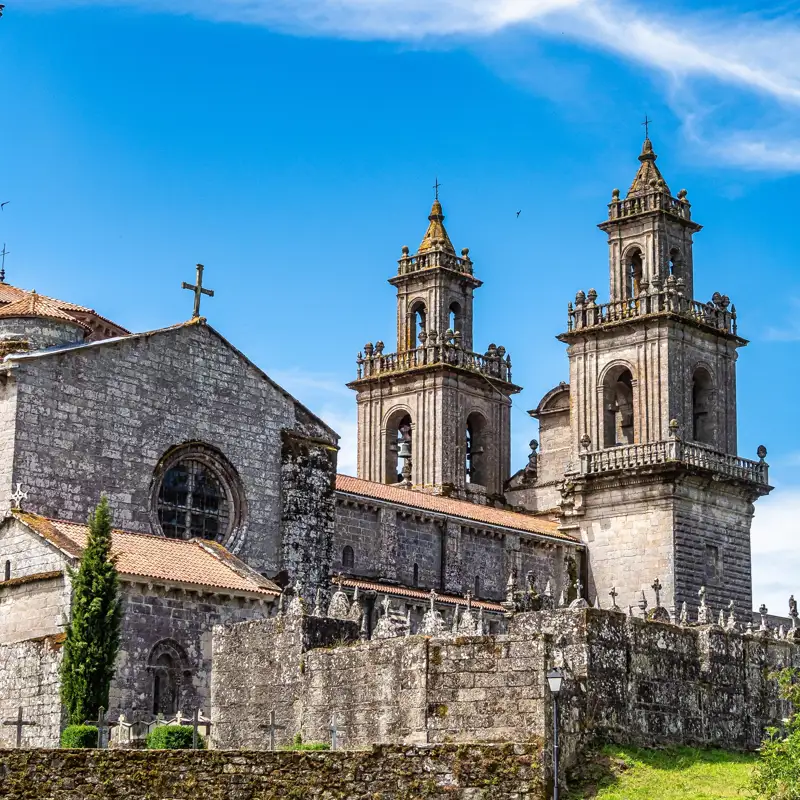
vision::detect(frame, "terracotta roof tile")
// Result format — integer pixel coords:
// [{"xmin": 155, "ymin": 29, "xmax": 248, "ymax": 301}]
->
[
  {"xmin": 14, "ymin": 512, "xmax": 279, "ymax": 597},
  {"xmin": 335, "ymin": 475, "xmax": 574, "ymax": 542},
  {"xmin": 341, "ymin": 577, "xmax": 504, "ymax": 612},
  {"xmin": 0, "ymin": 291, "xmax": 89, "ymax": 328}
]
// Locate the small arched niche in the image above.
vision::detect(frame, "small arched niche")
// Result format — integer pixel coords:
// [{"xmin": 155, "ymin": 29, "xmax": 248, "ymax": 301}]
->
[
  {"xmin": 384, "ymin": 409, "xmax": 413, "ymax": 484},
  {"xmin": 148, "ymin": 639, "xmax": 190, "ymax": 717},
  {"xmin": 692, "ymin": 367, "xmax": 715, "ymax": 445},
  {"xmin": 668, "ymin": 247, "xmax": 684, "ymax": 281},
  {"xmin": 625, "ymin": 247, "xmax": 644, "ymax": 299},
  {"xmin": 409, "ymin": 301, "xmax": 427, "ymax": 350},
  {"xmin": 342, "ymin": 545, "xmax": 355, "ymax": 570},
  {"xmin": 465, "ymin": 412, "xmax": 488, "ymax": 486},
  {"xmin": 448, "ymin": 301, "xmax": 462, "ymax": 339},
  {"xmin": 602, "ymin": 366, "xmax": 635, "ymax": 448}
]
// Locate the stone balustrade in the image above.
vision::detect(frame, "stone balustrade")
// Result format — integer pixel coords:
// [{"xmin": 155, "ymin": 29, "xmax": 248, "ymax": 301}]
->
[
  {"xmin": 566, "ymin": 280, "xmax": 737, "ymax": 336},
  {"xmin": 355, "ymin": 338, "xmax": 513, "ymax": 383},
  {"xmin": 607, "ymin": 189, "xmax": 692, "ymax": 221},
  {"xmin": 579, "ymin": 439, "xmax": 769, "ymax": 485},
  {"xmin": 397, "ymin": 248, "xmax": 473, "ymax": 277}
]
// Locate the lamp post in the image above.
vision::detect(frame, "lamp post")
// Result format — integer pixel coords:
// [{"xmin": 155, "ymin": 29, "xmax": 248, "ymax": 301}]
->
[{"xmin": 547, "ymin": 667, "xmax": 565, "ymax": 800}]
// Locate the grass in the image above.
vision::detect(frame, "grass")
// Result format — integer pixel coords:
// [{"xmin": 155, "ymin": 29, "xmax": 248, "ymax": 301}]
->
[{"xmin": 567, "ymin": 745, "xmax": 758, "ymax": 799}]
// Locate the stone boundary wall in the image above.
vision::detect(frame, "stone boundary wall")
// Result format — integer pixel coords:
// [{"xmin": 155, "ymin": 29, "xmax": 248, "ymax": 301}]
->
[
  {"xmin": 0, "ymin": 634, "xmax": 64, "ymax": 748},
  {"xmin": 212, "ymin": 614, "xmax": 548, "ymax": 749},
  {"xmin": 0, "ymin": 743, "xmax": 544, "ymax": 800}
]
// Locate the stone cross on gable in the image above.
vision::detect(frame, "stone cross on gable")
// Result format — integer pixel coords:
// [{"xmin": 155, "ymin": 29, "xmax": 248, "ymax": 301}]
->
[
  {"xmin": 10, "ymin": 483, "xmax": 27, "ymax": 511},
  {"xmin": 651, "ymin": 578, "xmax": 662, "ymax": 608},
  {"xmin": 259, "ymin": 710, "xmax": 285, "ymax": 752},
  {"xmin": 181, "ymin": 263, "xmax": 214, "ymax": 319},
  {"xmin": 329, "ymin": 713, "xmax": 347, "ymax": 751},
  {"xmin": 609, "ymin": 586, "xmax": 619, "ymax": 609},
  {"xmin": 3, "ymin": 707, "xmax": 35, "ymax": 748}
]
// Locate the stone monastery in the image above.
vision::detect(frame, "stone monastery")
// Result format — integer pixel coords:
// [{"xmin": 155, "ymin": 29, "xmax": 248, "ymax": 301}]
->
[{"xmin": 0, "ymin": 137, "xmax": 777, "ymax": 749}]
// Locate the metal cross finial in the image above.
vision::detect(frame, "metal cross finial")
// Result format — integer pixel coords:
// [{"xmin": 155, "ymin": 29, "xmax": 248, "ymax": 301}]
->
[
  {"xmin": 0, "ymin": 243, "xmax": 9, "ymax": 283},
  {"xmin": 651, "ymin": 578, "xmax": 662, "ymax": 608},
  {"xmin": 181, "ymin": 263, "xmax": 214, "ymax": 319},
  {"xmin": 259, "ymin": 709, "xmax": 285, "ymax": 751},
  {"xmin": 3, "ymin": 707, "xmax": 35, "ymax": 748},
  {"xmin": 10, "ymin": 483, "xmax": 27, "ymax": 511},
  {"xmin": 642, "ymin": 114, "xmax": 652, "ymax": 139},
  {"xmin": 433, "ymin": 177, "xmax": 442, "ymax": 201}
]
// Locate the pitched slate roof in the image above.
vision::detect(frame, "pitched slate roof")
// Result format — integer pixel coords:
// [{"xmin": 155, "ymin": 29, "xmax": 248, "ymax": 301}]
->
[
  {"xmin": 335, "ymin": 475, "xmax": 575, "ymax": 542},
  {"xmin": 13, "ymin": 512, "xmax": 280, "ymax": 597}
]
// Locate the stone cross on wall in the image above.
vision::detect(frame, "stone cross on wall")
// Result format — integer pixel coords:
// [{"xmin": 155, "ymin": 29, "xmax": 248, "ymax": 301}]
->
[
  {"xmin": 651, "ymin": 578, "xmax": 662, "ymax": 608},
  {"xmin": 3, "ymin": 707, "xmax": 35, "ymax": 748},
  {"xmin": 84, "ymin": 706, "xmax": 111, "ymax": 749},
  {"xmin": 259, "ymin": 710, "xmax": 285, "ymax": 752},
  {"xmin": 574, "ymin": 576, "xmax": 583, "ymax": 599},
  {"xmin": 429, "ymin": 589, "xmax": 437, "ymax": 613},
  {"xmin": 190, "ymin": 709, "xmax": 209, "ymax": 749},
  {"xmin": 329, "ymin": 713, "xmax": 347, "ymax": 751},
  {"xmin": 608, "ymin": 586, "xmax": 619, "ymax": 610},
  {"xmin": 9, "ymin": 483, "xmax": 27, "ymax": 511}
]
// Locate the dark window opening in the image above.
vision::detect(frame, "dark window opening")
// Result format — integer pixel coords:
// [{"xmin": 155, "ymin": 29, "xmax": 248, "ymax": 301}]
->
[
  {"xmin": 626, "ymin": 249, "xmax": 643, "ymax": 299},
  {"xmin": 692, "ymin": 368, "xmax": 714, "ymax": 445},
  {"xmin": 409, "ymin": 302, "xmax": 427, "ymax": 350},
  {"xmin": 342, "ymin": 545, "xmax": 354, "ymax": 570},
  {"xmin": 385, "ymin": 412, "xmax": 413, "ymax": 484},
  {"xmin": 157, "ymin": 459, "xmax": 230, "ymax": 541},
  {"xmin": 705, "ymin": 544, "xmax": 721, "ymax": 583},
  {"xmin": 466, "ymin": 413, "xmax": 488, "ymax": 486},
  {"xmin": 449, "ymin": 301, "xmax": 462, "ymax": 339},
  {"xmin": 474, "ymin": 575, "xmax": 480, "ymax": 597},
  {"xmin": 413, "ymin": 563, "xmax": 419, "ymax": 587},
  {"xmin": 603, "ymin": 368, "xmax": 635, "ymax": 448},
  {"xmin": 3, "ymin": 560, "xmax": 9, "ymax": 581}
]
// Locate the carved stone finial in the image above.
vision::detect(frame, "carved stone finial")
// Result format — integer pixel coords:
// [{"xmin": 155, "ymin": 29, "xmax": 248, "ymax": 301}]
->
[
  {"xmin": 668, "ymin": 419, "xmax": 680, "ymax": 439},
  {"xmin": 9, "ymin": 483, "xmax": 27, "ymax": 511},
  {"xmin": 726, "ymin": 600, "xmax": 737, "ymax": 631},
  {"xmin": 638, "ymin": 590, "xmax": 648, "ymax": 614},
  {"xmin": 313, "ymin": 587, "xmax": 323, "ymax": 617},
  {"xmin": 757, "ymin": 445, "xmax": 768, "ymax": 461},
  {"xmin": 718, "ymin": 608, "xmax": 726, "ymax": 628},
  {"xmin": 679, "ymin": 601, "xmax": 688, "ymax": 626},
  {"xmin": 759, "ymin": 603, "xmax": 769, "ymax": 633},
  {"xmin": 580, "ymin": 433, "xmax": 592, "ymax": 451}
]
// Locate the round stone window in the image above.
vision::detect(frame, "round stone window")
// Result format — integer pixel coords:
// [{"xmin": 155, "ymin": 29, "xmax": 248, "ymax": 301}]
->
[{"xmin": 151, "ymin": 443, "xmax": 245, "ymax": 544}]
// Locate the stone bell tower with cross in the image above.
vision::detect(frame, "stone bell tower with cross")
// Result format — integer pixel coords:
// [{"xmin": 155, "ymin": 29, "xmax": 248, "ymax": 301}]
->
[
  {"xmin": 347, "ymin": 191, "xmax": 520, "ymax": 501},
  {"xmin": 557, "ymin": 133, "xmax": 772, "ymax": 618}
]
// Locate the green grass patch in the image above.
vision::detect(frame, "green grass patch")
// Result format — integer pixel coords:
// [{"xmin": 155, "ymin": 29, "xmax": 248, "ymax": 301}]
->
[{"xmin": 567, "ymin": 745, "xmax": 758, "ymax": 799}]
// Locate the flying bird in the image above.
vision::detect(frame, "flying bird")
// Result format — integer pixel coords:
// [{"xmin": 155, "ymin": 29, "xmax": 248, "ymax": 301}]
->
[
  {"xmin": 0, "ymin": 202, "xmax": 9, "ymax": 211},
  {"xmin": 0, "ymin": 6, "xmax": 5, "ymax": 18},
  {"xmin": 516, "ymin": 210, "xmax": 521, "ymax": 218}
]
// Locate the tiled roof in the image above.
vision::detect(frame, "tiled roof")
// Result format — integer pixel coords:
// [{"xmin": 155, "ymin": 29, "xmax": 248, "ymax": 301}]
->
[
  {"xmin": 14, "ymin": 512, "xmax": 279, "ymax": 597},
  {"xmin": 340, "ymin": 577, "xmax": 504, "ymax": 612},
  {"xmin": 0, "ymin": 291, "xmax": 89, "ymax": 328},
  {"xmin": 335, "ymin": 475, "xmax": 575, "ymax": 542}
]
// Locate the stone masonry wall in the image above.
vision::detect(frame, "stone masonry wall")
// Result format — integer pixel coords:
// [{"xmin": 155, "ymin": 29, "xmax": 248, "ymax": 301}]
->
[
  {"xmin": 3, "ymin": 321, "xmax": 336, "ymax": 576},
  {"xmin": 0, "ymin": 634, "xmax": 64, "ymax": 748},
  {"xmin": 0, "ymin": 744, "xmax": 544, "ymax": 800}
]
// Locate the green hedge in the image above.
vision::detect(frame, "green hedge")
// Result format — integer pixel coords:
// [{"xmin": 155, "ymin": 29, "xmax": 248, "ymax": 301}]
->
[
  {"xmin": 281, "ymin": 733, "xmax": 330, "ymax": 751},
  {"xmin": 60, "ymin": 725, "xmax": 99, "ymax": 748},
  {"xmin": 145, "ymin": 725, "xmax": 205, "ymax": 750}
]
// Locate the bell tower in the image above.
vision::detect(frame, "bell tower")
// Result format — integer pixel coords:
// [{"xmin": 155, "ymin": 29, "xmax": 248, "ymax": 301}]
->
[
  {"xmin": 348, "ymin": 195, "xmax": 520, "ymax": 501},
  {"xmin": 558, "ymin": 136, "xmax": 772, "ymax": 617}
]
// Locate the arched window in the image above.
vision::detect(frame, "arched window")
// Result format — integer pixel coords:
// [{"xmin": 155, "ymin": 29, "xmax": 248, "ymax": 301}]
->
[
  {"xmin": 626, "ymin": 248, "xmax": 643, "ymax": 299},
  {"xmin": 3, "ymin": 560, "xmax": 9, "ymax": 581},
  {"xmin": 465, "ymin": 412, "xmax": 488, "ymax": 486},
  {"xmin": 692, "ymin": 367, "xmax": 714, "ymax": 445},
  {"xmin": 474, "ymin": 575, "xmax": 480, "ymax": 597},
  {"xmin": 409, "ymin": 301, "xmax": 427, "ymax": 350},
  {"xmin": 342, "ymin": 545, "xmax": 354, "ymax": 570},
  {"xmin": 148, "ymin": 639, "xmax": 189, "ymax": 717},
  {"xmin": 384, "ymin": 410, "xmax": 413, "ymax": 484},
  {"xmin": 449, "ymin": 301, "xmax": 462, "ymax": 338},
  {"xmin": 669, "ymin": 248, "xmax": 683, "ymax": 280},
  {"xmin": 603, "ymin": 367, "xmax": 635, "ymax": 448},
  {"xmin": 412, "ymin": 563, "xmax": 419, "ymax": 587},
  {"xmin": 152, "ymin": 443, "xmax": 245, "ymax": 543}
]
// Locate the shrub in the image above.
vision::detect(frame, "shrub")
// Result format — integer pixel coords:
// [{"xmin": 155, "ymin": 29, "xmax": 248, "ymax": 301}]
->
[
  {"xmin": 280, "ymin": 732, "xmax": 330, "ymax": 751},
  {"xmin": 145, "ymin": 725, "xmax": 205, "ymax": 750},
  {"xmin": 751, "ymin": 667, "xmax": 800, "ymax": 799},
  {"xmin": 60, "ymin": 724, "xmax": 99, "ymax": 749}
]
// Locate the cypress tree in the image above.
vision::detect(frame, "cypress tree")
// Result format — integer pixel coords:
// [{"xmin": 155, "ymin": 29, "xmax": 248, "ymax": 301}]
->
[{"xmin": 60, "ymin": 496, "xmax": 122, "ymax": 725}]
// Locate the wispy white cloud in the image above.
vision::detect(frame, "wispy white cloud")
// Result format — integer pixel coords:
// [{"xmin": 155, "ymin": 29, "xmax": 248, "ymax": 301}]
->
[
  {"xmin": 752, "ymin": 489, "xmax": 800, "ymax": 614},
  {"xmin": 29, "ymin": 1, "xmax": 800, "ymax": 169},
  {"xmin": 765, "ymin": 297, "xmax": 800, "ymax": 341}
]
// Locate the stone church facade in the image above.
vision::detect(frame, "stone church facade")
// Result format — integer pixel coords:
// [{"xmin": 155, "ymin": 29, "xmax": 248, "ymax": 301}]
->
[{"xmin": 0, "ymin": 134, "xmax": 774, "ymax": 746}]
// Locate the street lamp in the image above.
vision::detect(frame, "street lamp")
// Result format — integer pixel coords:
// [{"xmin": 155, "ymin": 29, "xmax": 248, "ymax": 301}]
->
[{"xmin": 547, "ymin": 667, "xmax": 565, "ymax": 800}]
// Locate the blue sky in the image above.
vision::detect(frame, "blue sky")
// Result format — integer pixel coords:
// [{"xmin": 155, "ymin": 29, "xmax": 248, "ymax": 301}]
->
[{"xmin": 5, "ymin": 1, "xmax": 800, "ymax": 613}]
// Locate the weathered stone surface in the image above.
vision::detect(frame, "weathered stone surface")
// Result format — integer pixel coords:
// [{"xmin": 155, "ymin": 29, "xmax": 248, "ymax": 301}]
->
[{"xmin": 0, "ymin": 743, "xmax": 544, "ymax": 800}]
